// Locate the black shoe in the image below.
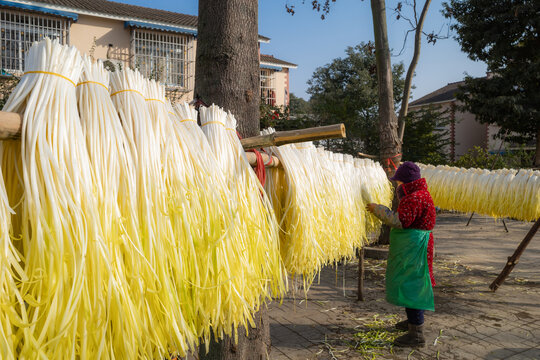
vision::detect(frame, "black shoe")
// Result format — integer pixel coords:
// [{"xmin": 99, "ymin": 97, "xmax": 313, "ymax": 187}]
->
[
  {"xmin": 395, "ymin": 320, "xmax": 408, "ymax": 331},
  {"xmin": 394, "ymin": 323, "xmax": 426, "ymax": 348}
]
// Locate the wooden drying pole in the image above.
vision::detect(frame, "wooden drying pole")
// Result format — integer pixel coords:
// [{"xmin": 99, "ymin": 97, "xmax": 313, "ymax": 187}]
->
[
  {"xmin": 0, "ymin": 111, "xmax": 345, "ymax": 168},
  {"xmin": 241, "ymin": 123, "xmax": 346, "ymax": 150},
  {"xmin": 489, "ymin": 218, "xmax": 540, "ymax": 291},
  {"xmin": 357, "ymin": 247, "xmax": 365, "ymax": 301}
]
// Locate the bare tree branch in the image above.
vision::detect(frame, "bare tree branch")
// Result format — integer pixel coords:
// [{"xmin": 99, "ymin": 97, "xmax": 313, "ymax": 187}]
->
[{"xmin": 398, "ymin": 0, "xmax": 432, "ymax": 142}]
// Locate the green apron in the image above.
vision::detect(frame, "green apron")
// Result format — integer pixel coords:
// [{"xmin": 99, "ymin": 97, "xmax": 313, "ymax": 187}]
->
[{"xmin": 385, "ymin": 228, "xmax": 434, "ymax": 311}]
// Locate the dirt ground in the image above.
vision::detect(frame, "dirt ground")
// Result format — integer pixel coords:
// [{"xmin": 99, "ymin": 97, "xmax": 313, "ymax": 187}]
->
[{"xmin": 268, "ymin": 213, "xmax": 540, "ymax": 360}]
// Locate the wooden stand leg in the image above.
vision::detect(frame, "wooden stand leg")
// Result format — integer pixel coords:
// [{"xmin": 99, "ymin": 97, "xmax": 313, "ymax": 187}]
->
[
  {"xmin": 502, "ymin": 219, "xmax": 509, "ymax": 233},
  {"xmin": 489, "ymin": 218, "xmax": 540, "ymax": 292},
  {"xmin": 466, "ymin": 212, "xmax": 475, "ymax": 227},
  {"xmin": 357, "ymin": 247, "xmax": 365, "ymax": 301}
]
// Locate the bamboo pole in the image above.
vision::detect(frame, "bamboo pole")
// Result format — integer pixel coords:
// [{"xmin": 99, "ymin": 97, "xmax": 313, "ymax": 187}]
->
[
  {"xmin": 240, "ymin": 123, "xmax": 346, "ymax": 150},
  {"xmin": 0, "ymin": 112, "xmax": 345, "ymax": 151},
  {"xmin": 0, "ymin": 111, "xmax": 22, "ymax": 140},
  {"xmin": 245, "ymin": 152, "xmax": 280, "ymax": 168},
  {"xmin": 489, "ymin": 218, "xmax": 540, "ymax": 292}
]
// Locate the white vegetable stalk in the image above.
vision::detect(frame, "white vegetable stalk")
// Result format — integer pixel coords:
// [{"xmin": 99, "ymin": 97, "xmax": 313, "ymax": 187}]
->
[
  {"xmin": 200, "ymin": 105, "xmax": 286, "ymax": 339},
  {"xmin": 2, "ymin": 38, "xmax": 111, "ymax": 357},
  {"xmin": 77, "ymin": 56, "xmax": 149, "ymax": 357},
  {"xmin": 172, "ymin": 103, "xmax": 264, "ymax": 345},
  {"xmin": 0, "ymin": 143, "xmax": 24, "ymax": 359},
  {"xmin": 420, "ymin": 164, "xmax": 540, "ymax": 221},
  {"xmin": 110, "ymin": 68, "xmax": 193, "ymax": 357},
  {"xmin": 262, "ymin": 133, "xmax": 392, "ymax": 283},
  {"xmin": 147, "ymin": 83, "xmax": 242, "ymax": 347}
]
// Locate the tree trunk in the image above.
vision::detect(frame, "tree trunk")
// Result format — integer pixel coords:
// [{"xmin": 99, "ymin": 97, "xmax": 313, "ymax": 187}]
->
[
  {"xmin": 195, "ymin": 1, "xmax": 268, "ymax": 359},
  {"xmin": 371, "ymin": 0, "xmax": 402, "ymax": 245},
  {"xmin": 195, "ymin": 0, "xmax": 260, "ymax": 138},
  {"xmin": 398, "ymin": 0, "xmax": 432, "ymax": 142},
  {"xmin": 371, "ymin": 0, "xmax": 402, "ymax": 173}
]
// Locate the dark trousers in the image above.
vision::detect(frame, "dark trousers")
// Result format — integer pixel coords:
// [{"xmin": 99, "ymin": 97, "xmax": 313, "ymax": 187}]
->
[{"xmin": 405, "ymin": 308, "xmax": 425, "ymax": 325}]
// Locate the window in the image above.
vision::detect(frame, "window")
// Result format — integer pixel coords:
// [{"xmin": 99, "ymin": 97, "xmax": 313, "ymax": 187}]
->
[
  {"xmin": 1, "ymin": 9, "xmax": 69, "ymax": 74},
  {"xmin": 260, "ymin": 68, "xmax": 275, "ymax": 106},
  {"xmin": 131, "ymin": 29, "xmax": 194, "ymax": 91}
]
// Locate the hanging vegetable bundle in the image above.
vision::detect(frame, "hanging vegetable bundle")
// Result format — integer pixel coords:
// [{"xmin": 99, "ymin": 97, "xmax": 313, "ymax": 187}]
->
[
  {"xmin": 419, "ymin": 164, "xmax": 540, "ymax": 221},
  {"xmin": 199, "ymin": 106, "xmax": 287, "ymax": 329},
  {"xmin": 262, "ymin": 132, "xmax": 393, "ymax": 282},
  {"xmin": 77, "ymin": 57, "xmax": 164, "ymax": 357},
  {"xmin": 110, "ymin": 69, "xmax": 198, "ymax": 357},
  {"xmin": 355, "ymin": 158, "xmax": 394, "ymax": 234},
  {"xmin": 2, "ymin": 38, "xmax": 116, "ymax": 358}
]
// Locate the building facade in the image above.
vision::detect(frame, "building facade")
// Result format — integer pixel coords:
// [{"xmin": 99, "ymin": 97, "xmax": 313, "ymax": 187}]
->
[
  {"xmin": 0, "ymin": 0, "xmax": 296, "ymax": 106},
  {"xmin": 409, "ymin": 80, "xmax": 505, "ymax": 161}
]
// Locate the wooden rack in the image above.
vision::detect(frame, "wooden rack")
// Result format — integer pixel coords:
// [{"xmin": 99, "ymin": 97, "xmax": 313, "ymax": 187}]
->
[{"xmin": 0, "ymin": 111, "xmax": 345, "ymax": 168}]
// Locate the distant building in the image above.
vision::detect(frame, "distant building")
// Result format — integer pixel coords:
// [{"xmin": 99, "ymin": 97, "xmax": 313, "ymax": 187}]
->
[
  {"xmin": 0, "ymin": 0, "xmax": 296, "ymax": 106},
  {"xmin": 260, "ymin": 54, "xmax": 297, "ymax": 107},
  {"xmin": 409, "ymin": 79, "xmax": 505, "ymax": 161}
]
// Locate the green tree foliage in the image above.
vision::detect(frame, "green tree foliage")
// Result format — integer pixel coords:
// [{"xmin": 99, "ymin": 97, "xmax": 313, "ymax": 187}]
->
[
  {"xmin": 444, "ymin": 0, "xmax": 540, "ymax": 156},
  {"xmin": 259, "ymin": 98, "xmax": 318, "ymax": 132},
  {"xmin": 306, "ymin": 42, "xmax": 405, "ymax": 156},
  {"xmin": 453, "ymin": 146, "xmax": 535, "ymax": 169},
  {"xmin": 288, "ymin": 93, "xmax": 311, "ymax": 115},
  {"xmin": 403, "ymin": 107, "xmax": 451, "ymax": 165}
]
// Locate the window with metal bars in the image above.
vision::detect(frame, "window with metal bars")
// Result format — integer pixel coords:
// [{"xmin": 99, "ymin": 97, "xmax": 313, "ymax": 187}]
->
[
  {"xmin": 260, "ymin": 69, "xmax": 275, "ymax": 106},
  {"xmin": 131, "ymin": 29, "xmax": 194, "ymax": 91},
  {"xmin": 1, "ymin": 9, "xmax": 69, "ymax": 74}
]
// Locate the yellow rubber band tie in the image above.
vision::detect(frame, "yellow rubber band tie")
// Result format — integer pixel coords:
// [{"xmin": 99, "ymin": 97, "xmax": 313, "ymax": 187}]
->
[
  {"xmin": 23, "ymin": 71, "xmax": 75, "ymax": 86},
  {"xmin": 168, "ymin": 112, "xmax": 176, "ymax": 116},
  {"xmin": 145, "ymin": 98, "xmax": 165, "ymax": 104},
  {"xmin": 226, "ymin": 127, "xmax": 235, "ymax": 131},
  {"xmin": 179, "ymin": 119, "xmax": 196, "ymax": 123},
  {"xmin": 110, "ymin": 89, "xmax": 144, "ymax": 98},
  {"xmin": 76, "ymin": 81, "xmax": 109, "ymax": 92},
  {"xmin": 201, "ymin": 121, "xmax": 224, "ymax": 127}
]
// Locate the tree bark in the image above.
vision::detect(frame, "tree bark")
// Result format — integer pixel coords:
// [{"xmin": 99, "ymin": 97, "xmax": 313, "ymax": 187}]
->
[
  {"xmin": 195, "ymin": 1, "xmax": 269, "ymax": 359},
  {"xmin": 398, "ymin": 0, "xmax": 432, "ymax": 142},
  {"xmin": 371, "ymin": 0, "xmax": 402, "ymax": 245},
  {"xmin": 371, "ymin": 0, "xmax": 402, "ymax": 174},
  {"xmin": 195, "ymin": 0, "xmax": 260, "ymax": 138}
]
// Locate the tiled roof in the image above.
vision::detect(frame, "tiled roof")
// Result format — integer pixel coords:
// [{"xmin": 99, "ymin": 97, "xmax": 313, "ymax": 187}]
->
[
  {"xmin": 409, "ymin": 81, "xmax": 465, "ymax": 107},
  {"xmin": 260, "ymin": 54, "xmax": 297, "ymax": 68},
  {"xmin": 12, "ymin": 0, "xmax": 199, "ymax": 28}
]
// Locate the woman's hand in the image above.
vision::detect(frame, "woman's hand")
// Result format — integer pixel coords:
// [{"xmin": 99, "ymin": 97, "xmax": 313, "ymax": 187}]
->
[{"xmin": 366, "ymin": 203, "xmax": 377, "ymax": 213}]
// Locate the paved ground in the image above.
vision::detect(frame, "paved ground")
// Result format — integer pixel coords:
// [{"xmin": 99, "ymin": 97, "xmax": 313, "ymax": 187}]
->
[{"xmin": 268, "ymin": 213, "xmax": 540, "ymax": 360}]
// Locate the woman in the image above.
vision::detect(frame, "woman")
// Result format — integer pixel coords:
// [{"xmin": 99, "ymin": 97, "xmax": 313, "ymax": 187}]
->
[{"xmin": 366, "ymin": 161, "xmax": 436, "ymax": 347}]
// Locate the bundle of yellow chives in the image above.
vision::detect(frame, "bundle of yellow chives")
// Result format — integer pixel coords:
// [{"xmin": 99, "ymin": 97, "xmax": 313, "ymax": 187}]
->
[
  {"xmin": 2, "ymin": 38, "xmax": 112, "ymax": 357},
  {"xmin": 171, "ymin": 103, "xmax": 268, "ymax": 346},
  {"xmin": 420, "ymin": 164, "xmax": 540, "ymax": 221},
  {"xmin": 148, "ymin": 83, "xmax": 247, "ymax": 347},
  {"xmin": 262, "ymin": 134, "xmax": 393, "ymax": 282},
  {"xmin": 110, "ymin": 68, "xmax": 193, "ymax": 357},
  {"xmin": 355, "ymin": 158, "xmax": 394, "ymax": 235},
  {"xmin": 200, "ymin": 106, "xmax": 286, "ymax": 336},
  {"xmin": 0, "ymin": 143, "xmax": 24, "ymax": 359},
  {"xmin": 77, "ymin": 56, "xmax": 150, "ymax": 357}
]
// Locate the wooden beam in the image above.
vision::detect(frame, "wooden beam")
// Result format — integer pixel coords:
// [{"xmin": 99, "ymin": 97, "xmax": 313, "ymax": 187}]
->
[
  {"xmin": 1, "ymin": 112, "xmax": 345, "ymax": 150},
  {"xmin": 241, "ymin": 123, "xmax": 346, "ymax": 150},
  {"xmin": 357, "ymin": 152, "xmax": 378, "ymax": 159},
  {"xmin": 245, "ymin": 152, "xmax": 280, "ymax": 168},
  {"xmin": 357, "ymin": 247, "xmax": 365, "ymax": 301},
  {"xmin": 0, "ymin": 111, "xmax": 22, "ymax": 140},
  {"xmin": 489, "ymin": 218, "xmax": 540, "ymax": 292}
]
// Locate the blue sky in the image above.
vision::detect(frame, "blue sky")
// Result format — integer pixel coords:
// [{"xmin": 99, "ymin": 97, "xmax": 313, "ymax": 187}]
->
[{"xmin": 118, "ymin": 0, "xmax": 487, "ymax": 101}]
